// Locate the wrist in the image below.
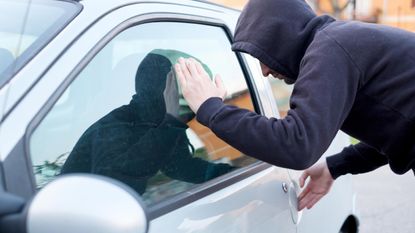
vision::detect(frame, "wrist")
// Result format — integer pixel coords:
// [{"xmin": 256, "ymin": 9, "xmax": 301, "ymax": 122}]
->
[
  {"xmin": 325, "ymin": 157, "xmax": 337, "ymax": 180},
  {"xmin": 196, "ymin": 97, "xmax": 224, "ymax": 126},
  {"xmin": 323, "ymin": 160, "xmax": 335, "ymax": 180}
]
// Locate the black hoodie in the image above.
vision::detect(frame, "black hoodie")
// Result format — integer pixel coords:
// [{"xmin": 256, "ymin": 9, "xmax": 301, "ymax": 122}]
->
[{"xmin": 196, "ymin": 0, "xmax": 415, "ymax": 178}]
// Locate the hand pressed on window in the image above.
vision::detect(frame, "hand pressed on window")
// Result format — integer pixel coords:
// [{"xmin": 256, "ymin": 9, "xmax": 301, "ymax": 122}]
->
[{"xmin": 175, "ymin": 57, "xmax": 227, "ymax": 113}]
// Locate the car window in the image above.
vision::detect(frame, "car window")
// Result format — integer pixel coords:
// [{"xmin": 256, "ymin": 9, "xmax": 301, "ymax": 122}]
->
[
  {"xmin": 0, "ymin": 0, "xmax": 80, "ymax": 85},
  {"xmin": 29, "ymin": 22, "xmax": 258, "ymax": 205},
  {"xmin": 267, "ymin": 78, "xmax": 293, "ymax": 117}
]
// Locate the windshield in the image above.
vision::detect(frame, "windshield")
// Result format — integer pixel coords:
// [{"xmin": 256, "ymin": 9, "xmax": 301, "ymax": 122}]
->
[{"xmin": 0, "ymin": 0, "xmax": 81, "ymax": 87}]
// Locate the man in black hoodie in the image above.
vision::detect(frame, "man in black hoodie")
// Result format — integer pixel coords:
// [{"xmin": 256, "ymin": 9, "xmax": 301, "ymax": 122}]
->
[{"xmin": 175, "ymin": 0, "xmax": 415, "ymax": 211}]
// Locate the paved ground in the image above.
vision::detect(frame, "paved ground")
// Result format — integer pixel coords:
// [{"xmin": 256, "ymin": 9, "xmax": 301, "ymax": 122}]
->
[{"xmin": 353, "ymin": 166, "xmax": 415, "ymax": 233}]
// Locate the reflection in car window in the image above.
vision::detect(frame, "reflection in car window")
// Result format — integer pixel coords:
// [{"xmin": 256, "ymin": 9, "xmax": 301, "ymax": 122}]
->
[
  {"xmin": 0, "ymin": 0, "xmax": 80, "ymax": 84},
  {"xmin": 30, "ymin": 22, "xmax": 257, "ymax": 205}
]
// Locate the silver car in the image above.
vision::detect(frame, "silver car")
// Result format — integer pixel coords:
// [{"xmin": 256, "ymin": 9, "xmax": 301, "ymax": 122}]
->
[{"xmin": 0, "ymin": 0, "xmax": 359, "ymax": 232}]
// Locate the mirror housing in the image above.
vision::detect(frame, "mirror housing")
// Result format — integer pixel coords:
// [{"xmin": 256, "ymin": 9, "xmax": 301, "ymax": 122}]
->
[{"xmin": 26, "ymin": 174, "xmax": 148, "ymax": 233}]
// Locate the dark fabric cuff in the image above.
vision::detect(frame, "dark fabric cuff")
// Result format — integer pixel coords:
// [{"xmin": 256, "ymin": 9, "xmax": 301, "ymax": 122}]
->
[
  {"xmin": 205, "ymin": 163, "xmax": 235, "ymax": 180},
  {"xmin": 327, "ymin": 143, "xmax": 389, "ymax": 179},
  {"xmin": 326, "ymin": 153, "xmax": 348, "ymax": 180},
  {"xmin": 196, "ymin": 97, "xmax": 224, "ymax": 127}
]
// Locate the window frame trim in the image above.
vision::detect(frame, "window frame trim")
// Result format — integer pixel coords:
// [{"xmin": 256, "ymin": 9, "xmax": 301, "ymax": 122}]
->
[{"xmin": 24, "ymin": 12, "xmax": 271, "ymax": 219}]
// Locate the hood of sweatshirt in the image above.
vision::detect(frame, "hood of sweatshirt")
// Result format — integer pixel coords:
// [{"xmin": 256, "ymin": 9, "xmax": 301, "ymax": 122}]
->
[
  {"xmin": 131, "ymin": 53, "xmax": 171, "ymax": 124},
  {"xmin": 130, "ymin": 49, "xmax": 213, "ymax": 123},
  {"xmin": 231, "ymin": 0, "xmax": 335, "ymax": 83}
]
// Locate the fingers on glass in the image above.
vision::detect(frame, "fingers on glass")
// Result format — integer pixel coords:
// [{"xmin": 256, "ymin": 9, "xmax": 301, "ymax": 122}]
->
[
  {"xmin": 175, "ymin": 63, "xmax": 186, "ymax": 88},
  {"xmin": 178, "ymin": 57, "xmax": 192, "ymax": 80},
  {"xmin": 194, "ymin": 59, "xmax": 208, "ymax": 76},
  {"xmin": 214, "ymin": 74, "xmax": 223, "ymax": 88},
  {"xmin": 186, "ymin": 58, "xmax": 199, "ymax": 76}
]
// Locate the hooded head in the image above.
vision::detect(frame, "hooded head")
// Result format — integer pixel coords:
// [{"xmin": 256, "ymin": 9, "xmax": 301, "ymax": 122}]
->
[
  {"xmin": 231, "ymin": 0, "xmax": 334, "ymax": 84},
  {"xmin": 131, "ymin": 49, "xmax": 213, "ymax": 123},
  {"xmin": 132, "ymin": 53, "xmax": 172, "ymax": 123}
]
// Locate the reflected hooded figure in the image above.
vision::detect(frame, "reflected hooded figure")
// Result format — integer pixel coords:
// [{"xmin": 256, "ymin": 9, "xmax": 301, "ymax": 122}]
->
[{"xmin": 61, "ymin": 50, "xmax": 234, "ymax": 194}]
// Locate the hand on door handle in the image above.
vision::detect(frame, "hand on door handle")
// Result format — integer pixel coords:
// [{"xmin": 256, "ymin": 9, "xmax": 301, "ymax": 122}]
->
[{"xmin": 297, "ymin": 160, "xmax": 334, "ymax": 211}]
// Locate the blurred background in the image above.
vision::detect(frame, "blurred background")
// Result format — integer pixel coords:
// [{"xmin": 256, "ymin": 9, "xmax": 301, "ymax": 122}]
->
[
  {"xmin": 208, "ymin": 0, "xmax": 415, "ymax": 232},
  {"xmin": 211, "ymin": 0, "xmax": 415, "ymax": 32}
]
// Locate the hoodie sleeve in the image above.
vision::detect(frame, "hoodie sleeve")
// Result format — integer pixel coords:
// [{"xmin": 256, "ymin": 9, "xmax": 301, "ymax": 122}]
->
[
  {"xmin": 160, "ymin": 134, "xmax": 235, "ymax": 183},
  {"xmin": 326, "ymin": 142, "xmax": 388, "ymax": 179},
  {"xmin": 196, "ymin": 32, "xmax": 361, "ymax": 170}
]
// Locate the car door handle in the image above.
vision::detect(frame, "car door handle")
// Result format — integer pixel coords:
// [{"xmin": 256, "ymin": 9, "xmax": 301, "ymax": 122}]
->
[
  {"xmin": 282, "ymin": 181, "xmax": 302, "ymax": 224},
  {"xmin": 288, "ymin": 182, "xmax": 302, "ymax": 224}
]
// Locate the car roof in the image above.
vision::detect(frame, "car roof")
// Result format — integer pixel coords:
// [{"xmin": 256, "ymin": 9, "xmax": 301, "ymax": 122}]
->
[{"xmin": 74, "ymin": 0, "xmax": 240, "ymax": 14}]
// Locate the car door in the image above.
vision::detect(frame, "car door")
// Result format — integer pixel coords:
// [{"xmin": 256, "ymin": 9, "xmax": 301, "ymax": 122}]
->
[
  {"xmin": 265, "ymin": 72, "xmax": 357, "ymax": 232},
  {"xmin": 0, "ymin": 0, "xmax": 82, "ymax": 200},
  {"xmin": 1, "ymin": 1, "xmax": 297, "ymax": 233}
]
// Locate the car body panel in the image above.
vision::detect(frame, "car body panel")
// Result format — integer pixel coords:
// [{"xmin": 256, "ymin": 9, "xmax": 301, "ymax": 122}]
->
[
  {"xmin": 150, "ymin": 167, "xmax": 295, "ymax": 233},
  {"xmin": 292, "ymin": 132, "xmax": 356, "ymax": 233}
]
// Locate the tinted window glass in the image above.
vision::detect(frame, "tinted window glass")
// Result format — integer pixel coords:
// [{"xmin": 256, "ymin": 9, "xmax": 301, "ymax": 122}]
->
[
  {"xmin": 0, "ymin": 0, "xmax": 80, "ymax": 84},
  {"xmin": 30, "ymin": 22, "xmax": 257, "ymax": 205}
]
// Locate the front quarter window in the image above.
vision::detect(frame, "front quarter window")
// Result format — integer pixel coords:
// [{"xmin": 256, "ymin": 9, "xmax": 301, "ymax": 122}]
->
[{"xmin": 0, "ymin": 0, "xmax": 81, "ymax": 85}]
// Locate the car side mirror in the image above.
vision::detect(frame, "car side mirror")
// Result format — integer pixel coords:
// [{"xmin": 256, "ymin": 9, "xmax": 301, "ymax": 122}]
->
[{"xmin": 0, "ymin": 174, "xmax": 149, "ymax": 233}]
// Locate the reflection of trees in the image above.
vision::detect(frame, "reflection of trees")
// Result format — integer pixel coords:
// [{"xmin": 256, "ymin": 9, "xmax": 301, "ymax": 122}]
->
[{"xmin": 33, "ymin": 152, "xmax": 68, "ymax": 188}]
